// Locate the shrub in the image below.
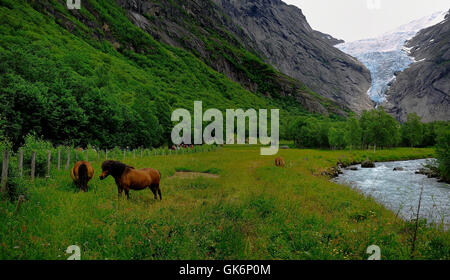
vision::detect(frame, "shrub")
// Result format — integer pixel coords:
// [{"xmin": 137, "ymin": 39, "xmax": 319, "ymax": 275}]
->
[
  {"xmin": 21, "ymin": 134, "xmax": 53, "ymax": 177},
  {"xmin": 0, "ymin": 141, "xmax": 28, "ymax": 201},
  {"xmin": 5, "ymin": 165, "xmax": 28, "ymax": 202},
  {"xmin": 435, "ymin": 128, "xmax": 450, "ymax": 182}
]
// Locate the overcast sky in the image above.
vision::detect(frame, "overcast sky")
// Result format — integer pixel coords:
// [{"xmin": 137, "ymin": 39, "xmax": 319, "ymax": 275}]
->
[{"xmin": 283, "ymin": 0, "xmax": 449, "ymax": 42}]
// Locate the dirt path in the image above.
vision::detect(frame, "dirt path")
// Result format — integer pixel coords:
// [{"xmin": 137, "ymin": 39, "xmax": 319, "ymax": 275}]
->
[{"xmin": 170, "ymin": 172, "xmax": 220, "ymax": 179}]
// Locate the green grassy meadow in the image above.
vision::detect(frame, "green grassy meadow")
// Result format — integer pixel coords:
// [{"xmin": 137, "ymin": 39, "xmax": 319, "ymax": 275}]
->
[{"xmin": 0, "ymin": 146, "xmax": 448, "ymax": 260}]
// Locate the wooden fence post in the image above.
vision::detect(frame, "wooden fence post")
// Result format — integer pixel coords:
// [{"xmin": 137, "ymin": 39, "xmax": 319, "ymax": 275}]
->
[
  {"xmin": 15, "ymin": 195, "xmax": 25, "ymax": 214},
  {"xmin": 133, "ymin": 150, "xmax": 136, "ymax": 158},
  {"xmin": 123, "ymin": 150, "xmax": 126, "ymax": 159},
  {"xmin": 105, "ymin": 149, "xmax": 108, "ymax": 160},
  {"xmin": 18, "ymin": 149, "xmax": 24, "ymax": 178},
  {"xmin": 47, "ymin": 150, "xmax": 51, "ymax": 177},
  {"xmin": 31, "ymin": 151, "xmax": 36, "ymax": 181},
  {"xmin": 57, "ymin": 149, "xmax": 61, "ymax": 171},
  {"xmin": 1, "ymin": 150, "xmax": 9, "ymax": 193},
  {"xmin": 97, "ymin": 150, "xmax": 100, "ymax": 161},
  {"xmin": 140, "ymin": 149, "xmax": 143, "ymax": 158},
  {"xmin": 65, "ymin": 150, "xmax": 70, "ymax": 170},
  {"xmin": 85, "ymin": 148, "xmax": 89, "ymax": 162}
]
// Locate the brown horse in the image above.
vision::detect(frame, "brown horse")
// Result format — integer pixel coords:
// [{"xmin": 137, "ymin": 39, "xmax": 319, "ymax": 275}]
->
[
  {"xmin": 70, "ymin": 161, "xmax": 94, "ymax": 192},
  {"xmin": 99, "ymin": 160, "xmax": 162, "ymax": 200},
  {"xmin": 275, "ymin": 157, "xmax": 285, "ymax": 167}
]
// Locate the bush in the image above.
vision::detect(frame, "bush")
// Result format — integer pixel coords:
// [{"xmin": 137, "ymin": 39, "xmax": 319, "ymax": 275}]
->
[
  {"xmin": 435, "ymin": 128, "xmax": 450, "ymax": 182},
  {"xmin": 21, "ymin": 134, "xmax": 53, "ymax": 177},
  {"xmin": 0, "ymin": 140, "xmax": 28, "ymax": 202},
  {"xmin": 0, "ymin": 140, "xmax": 11, "ymax": 168},
  {"xmin": 108, "ymin": 146, "xmax": 124, "ymax": 160},
  {"xmin": 4, "ymin": 165, "xmax": 28, "ymax": 202}
]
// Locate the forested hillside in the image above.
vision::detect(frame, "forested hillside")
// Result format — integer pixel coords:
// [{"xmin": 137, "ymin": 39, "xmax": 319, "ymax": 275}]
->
[{"xmin": 0, "ymin": 0, "xmax": 345, "ymax": 149}]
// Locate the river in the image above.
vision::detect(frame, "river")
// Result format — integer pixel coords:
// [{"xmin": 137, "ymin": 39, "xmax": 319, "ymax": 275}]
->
[{"xmin": 333, "ymin": 159, "xmax": 449, "ymax": 227}]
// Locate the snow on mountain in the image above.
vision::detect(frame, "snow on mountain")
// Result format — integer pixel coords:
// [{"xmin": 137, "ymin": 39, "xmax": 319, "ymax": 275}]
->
[{"xmin": 336, "ymin": 10, "xmax": 448, "ymax": 103}]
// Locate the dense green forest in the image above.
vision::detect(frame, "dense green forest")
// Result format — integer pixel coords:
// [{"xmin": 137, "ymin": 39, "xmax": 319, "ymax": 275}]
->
[{"xmin": 287, "ymin": 108, "xmax": 449, "ymax": 150}]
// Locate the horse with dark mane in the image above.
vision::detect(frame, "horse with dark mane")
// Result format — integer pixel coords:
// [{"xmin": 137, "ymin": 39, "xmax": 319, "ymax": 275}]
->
[
  {"xmin": 99, "ymin": 160, "xmax": 162, "ymax": 200},
  {"xmin": 275, "ymin": 157, "xmax": 285, "ymax": 168},
  {"xmin": 71, "ymin": 161, "xmax": 94, "ymax": 192}
]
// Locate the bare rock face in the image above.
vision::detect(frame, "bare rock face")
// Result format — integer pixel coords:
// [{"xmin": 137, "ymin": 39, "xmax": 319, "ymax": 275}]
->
[
  {"xmin": 313, "ymin": 30, "xmax": 345, "ymax": 46},
  {"xmin": 114, "ymin": 0, "xmax": 348, "ymax": 116},
  {"xmin": 384, "ymin": 11, "xmax": 450, "ymax": 122},
  {"xmin": 212, "ymin": 0, "xmax": 374, "ymax": 114}
]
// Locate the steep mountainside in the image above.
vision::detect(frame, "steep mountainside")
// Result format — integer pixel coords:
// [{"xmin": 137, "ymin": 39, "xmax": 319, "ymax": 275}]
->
[
  {"xmin": 313, "ymin": 30, "xmax": 345, "ymax": 46},
  {"xmin": 384, "ymin": 11, "xmax": 450, "ymax": 122},
  {"xmin": 0, "ymin": 0, "xmax": 345, "ymax": 148},
  {"xmin": 115, "ymin": 0, "xmax": 346, "ymax": 116},
  {"xmin": 212, "ymin": 0, "xmax": 374, "ymax": 114},
  {"xmin": 337, "ymin": 11, "xmax": 447, "ymax": 103}
]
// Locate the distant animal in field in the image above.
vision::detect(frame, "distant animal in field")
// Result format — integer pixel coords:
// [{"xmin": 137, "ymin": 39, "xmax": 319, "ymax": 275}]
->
[
  {"xmin": 275, "ymin": 157, "xmax": 285, "ymax": 167},
  {"xmin": 99, "ymin": 160, "xmax": 162, "ymax": 200},
  {"xmin": 70, "ymin": 161, "xmax": 94, "ymax": 192}
]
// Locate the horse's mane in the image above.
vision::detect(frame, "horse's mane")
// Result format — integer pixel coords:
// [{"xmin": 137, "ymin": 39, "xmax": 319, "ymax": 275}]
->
[{"xmin": 102, "ymin": 160, "xmax": 134, "ymax": 178}]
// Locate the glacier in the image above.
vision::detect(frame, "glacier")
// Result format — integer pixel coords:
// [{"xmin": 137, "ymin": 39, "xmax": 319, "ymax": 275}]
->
[{"xmin": 336, "ymin": 11, "xmax": 447, "ymax": 104}]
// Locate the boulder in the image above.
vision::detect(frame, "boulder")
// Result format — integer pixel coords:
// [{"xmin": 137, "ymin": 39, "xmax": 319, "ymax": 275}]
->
[
  {"xmin": 361, "ymin": 160, "xmax": 375, "ymax": 168},
  {"xmin": 415, "ymin": 168, "xmax": 440, "ymax": 178}
]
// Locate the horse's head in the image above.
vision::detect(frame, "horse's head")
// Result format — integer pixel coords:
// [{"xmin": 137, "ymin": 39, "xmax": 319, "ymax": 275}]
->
[{"xmin": 100, "ymin": 160, "xmax": 128, "ymax": 180}]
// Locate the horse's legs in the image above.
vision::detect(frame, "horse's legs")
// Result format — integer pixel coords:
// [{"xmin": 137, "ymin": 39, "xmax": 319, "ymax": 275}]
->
[
  {"xmin": 157, "ymin": 185, "xmax": 162, "ymax": 201},
  {"xmin": 150, "ymin": 187, "xmax": 157, "ymax": 200},
  {"xmin": 125, "ymin": 189, "xmax": 130, "ymax": 200},
  {"xmin": 150, "ymin": 184, "xmax": 161, "ymax": 200},
  {"xmin": 117, "ymin": 186, "xmax": 123, "ymax": 209}
]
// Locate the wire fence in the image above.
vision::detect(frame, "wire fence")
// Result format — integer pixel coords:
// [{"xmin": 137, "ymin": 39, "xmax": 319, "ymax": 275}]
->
[{"xmin": 0, "ymin": 144, "xmax": 219, "ymax": 193}]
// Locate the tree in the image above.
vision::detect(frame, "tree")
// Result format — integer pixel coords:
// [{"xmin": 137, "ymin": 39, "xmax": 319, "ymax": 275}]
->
[
  {"xmin": 382, "ymin": 111, "xmax": 401, "ymax": 148},
  {"xmin": 402, "ymin": 113, "xmax": 423, "ymax": 147},
  {"xmin": 288, "ymin": 117, "xmax": 307, "ymax": 147},
  {"xmin": 154, "ymin": 97, "xmax": 173, "ymax": 147},
  {"xmin": 289, "ymin": 117, "xmax": 331, "ymax": 148},
  {"xmin": 344, "ymin": 117, "xmax": 362, "ymax": 150},
  {"xmin": 328, "ymin": 126, "xmax": 346, "ymax": 150},
  {"xmin": 360, "ymin": 107, "xmax": 400, "ymax": 152},
  {"xmin": 435, "ymin": 127, "xmax": 450, "ymax": 183}
]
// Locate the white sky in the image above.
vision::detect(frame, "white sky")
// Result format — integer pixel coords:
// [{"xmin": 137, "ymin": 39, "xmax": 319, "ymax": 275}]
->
[{"xmin": 283, "ymin": 0, "xmax": 449, "ymax": 42}]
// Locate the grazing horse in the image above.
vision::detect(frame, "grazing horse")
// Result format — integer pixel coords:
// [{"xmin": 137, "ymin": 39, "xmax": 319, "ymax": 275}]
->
[
  {"xmin": 99, "ymin": 160, "xmax": 162, "ymax": 200},
  {"xmin": 275, "ymin": 157, "xmax": 285, "ymax": 167},
  {"xmin": 70, "ymin": 161, "xmax": 94, "ymax": 192}
]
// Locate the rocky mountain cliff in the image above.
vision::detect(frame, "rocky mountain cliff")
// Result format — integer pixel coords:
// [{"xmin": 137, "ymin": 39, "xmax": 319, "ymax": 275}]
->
[
  {"xmin": 313, "ymin": 30, "xmax": 345, "ymax": 46},
  {"xmin": 212, "ymin": 0, "xmax": 374, "ymax": 114},
  {"xmin": 384, "ymin": 11, "xmax": 450, "ymax": 122},
  {"xmin": 116, "ymin": 0, "xmax": 347, "ymax": 116}
]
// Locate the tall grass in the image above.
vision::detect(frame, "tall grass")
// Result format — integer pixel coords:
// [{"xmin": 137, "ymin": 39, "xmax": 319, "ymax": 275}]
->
[{"xmin": 0, "ymin": 146, "xmax": 448, "ymax": 260}]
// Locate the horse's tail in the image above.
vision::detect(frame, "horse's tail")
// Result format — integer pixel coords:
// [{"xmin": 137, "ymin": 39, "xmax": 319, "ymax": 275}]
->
[{"xmin": 79, "ymin": 163, "xmax": 89, "ymax": 192}]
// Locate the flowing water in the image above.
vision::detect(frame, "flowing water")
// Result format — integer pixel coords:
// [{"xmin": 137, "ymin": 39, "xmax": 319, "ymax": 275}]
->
[{"xmin": 334, "ymin": 159, "xmax": 449, "ymax": 227}]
